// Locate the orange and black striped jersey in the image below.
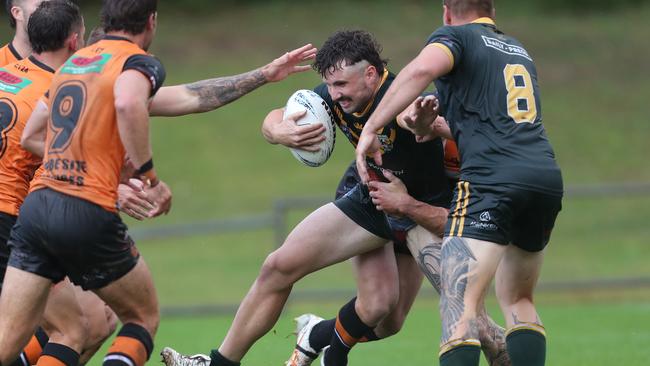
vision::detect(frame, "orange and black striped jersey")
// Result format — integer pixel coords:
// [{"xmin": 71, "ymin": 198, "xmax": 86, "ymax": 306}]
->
[
  {"xmin": 32, "ymin": 36, "xmax": 165, "ymax": 212},
  {"xmin": 0, "ymin": 56, "xmax": 54, "ymax": 216},
  {"xmin": 0, "ymin": 43, "xmax": 24, "ymax": 67}
]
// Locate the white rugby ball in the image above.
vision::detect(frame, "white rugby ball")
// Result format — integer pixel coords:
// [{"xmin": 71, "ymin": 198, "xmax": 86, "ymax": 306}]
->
[{"xmin": 283, "ymin": 89, "xmax": 336, "ymax": 167}]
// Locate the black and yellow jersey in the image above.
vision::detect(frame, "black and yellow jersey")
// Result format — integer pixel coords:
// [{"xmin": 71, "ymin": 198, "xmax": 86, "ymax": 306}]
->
[
  {"xmin": 314, "ymin": 71, "xmax": 451, "ymax": 206},
  {"xmin": 427, "ymin": 18, "xmax": 563, "ymax": 196}
]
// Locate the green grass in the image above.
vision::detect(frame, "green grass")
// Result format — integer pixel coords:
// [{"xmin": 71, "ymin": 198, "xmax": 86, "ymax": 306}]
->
[
  {"xmin": 86, "ymin": 295, "xmax": 650, "ymax": 366},
  {"xmin": 2, "ymin": 3, "xmax": 649, "ymax": 365}
]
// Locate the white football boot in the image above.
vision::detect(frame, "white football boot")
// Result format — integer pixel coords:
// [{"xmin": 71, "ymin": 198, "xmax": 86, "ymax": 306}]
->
[
  {"xmin": 161, "ymin": 347, "xmax": 211, "ymax": 366},
  {"xmin": 286, "ymin": 314, "xmax": 325, "ymax": 366}
]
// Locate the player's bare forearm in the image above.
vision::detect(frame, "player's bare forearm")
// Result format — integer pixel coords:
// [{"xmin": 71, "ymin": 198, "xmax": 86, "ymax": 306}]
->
[
  {"xmin": 21, "ymin": 102, "xmax": 48, "ymax": 157},
  {"xmin": 115, "ymin": 71, "xmax": 153, "ymax": 169},
  {"xmin": 261, "ymin": 109, "xmax": 284, "ymax": 144},
  {"xmin": 185, "ymin": 69, "xmax": 267, "ymax": 113},
  {"xmin": 402, "ymin": 199, "xmax": 448, "ymax": 237}
]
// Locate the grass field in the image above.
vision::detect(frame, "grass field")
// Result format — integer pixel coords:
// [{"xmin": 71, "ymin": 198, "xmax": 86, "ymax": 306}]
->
[{"xmin": 2, "ymin": 1, "xmax": 649, "ymax": 365}]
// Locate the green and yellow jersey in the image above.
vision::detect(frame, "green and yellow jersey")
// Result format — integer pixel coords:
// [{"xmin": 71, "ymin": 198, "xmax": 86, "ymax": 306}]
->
[{"xmin": 427, "ymin": 18, "xmax": 563, "ymax": 196}]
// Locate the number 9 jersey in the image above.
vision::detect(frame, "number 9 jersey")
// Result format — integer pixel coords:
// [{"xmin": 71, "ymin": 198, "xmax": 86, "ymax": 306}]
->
[
  {"xmin": 31, "ymin": 36, "xmax": 165, "ymax": 212},
  {"xmin": 427, "ymin": 18, "xmax": 562, "ymax": 196}
]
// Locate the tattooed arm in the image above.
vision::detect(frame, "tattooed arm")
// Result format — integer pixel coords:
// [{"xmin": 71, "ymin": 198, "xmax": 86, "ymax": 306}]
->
[{"xmin": 149, "ymin": 44, "xmax": 317, "ymax": 117}]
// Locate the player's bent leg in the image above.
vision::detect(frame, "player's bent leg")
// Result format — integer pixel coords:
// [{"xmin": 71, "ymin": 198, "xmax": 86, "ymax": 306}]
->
[
  {"xmin": 39, "ymin": 278, "xmax": 91, "ymax": 366},
  {"xmin": 439, "ymin": 237, "xmax": 505, "ymax": 366},
  {"xmin": 0, "ymin": 267, "xmax": 53, "ymax": 366},
  {"xmin": 218, "ymin": 203, "xmax": 387, "ymax": 365},
  {"xmin": 93, "ymin": 258, "xmax": 159, "ymax": 366},
  {"xmin": 371, "ymin": 250, "xmax": 423, "ymax": 338},
  {"xmin": 495, "ymin": 245, "xmax": 545, "ymax": 366},
  {"xmin": 73, "ymin": 287, "xmax": 118, "ymax": 364},
  {"xmin": 322, "ymin": 245, "xmax": 399, "ymax": 366}
]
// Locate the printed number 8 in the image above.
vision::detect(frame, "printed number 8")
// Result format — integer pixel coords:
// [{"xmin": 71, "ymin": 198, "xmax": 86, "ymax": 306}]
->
[
  {"xmin": 50, "ymin": 81, "xmax": 86, "ymax": 152},
  {"xmin": 503, "ymin": 64, "xmax": 538, "ymax": 124},
  {"xmin": 0, "ymin": 99, "xmax": 17, "ymax": 158}
]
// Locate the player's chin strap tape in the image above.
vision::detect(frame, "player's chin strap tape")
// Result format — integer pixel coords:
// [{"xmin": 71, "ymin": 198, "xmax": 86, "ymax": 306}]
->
[{"xmin": 136, "ymin": 159, "xmax": 154, "ymax": 175}]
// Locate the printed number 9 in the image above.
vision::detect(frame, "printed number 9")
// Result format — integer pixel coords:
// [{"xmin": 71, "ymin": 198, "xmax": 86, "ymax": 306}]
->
[
  {"xmin": 0, "ymin": 99, "xmax": 17, "ymax": 158},
  {"xmin": 50, "ymin": 82, "xmax": 86, "ymax": 152},
  {"xmin": 503, "ymin": 64, "xmax": 538, "ymax": 124}
]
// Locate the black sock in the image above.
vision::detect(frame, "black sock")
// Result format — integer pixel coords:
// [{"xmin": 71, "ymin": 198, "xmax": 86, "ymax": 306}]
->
[
  {"xmin": 326, "ymin": 298, "xmax": 372, "ymax": 366},
  {"xmin": 39, "ymin": 343, "xmax": 80, "ymax": 366},
  {"xmin": 308, "ymin": 318, "xmax": 335, "ymax": 351},
  {"xmin": 359, "ymin": 329, "xmax": 380, "ymax": 343},
  {"xmin": 506, "ymin": 329, "xmax": 546, "ymax": 366},
  {"xmin": 439, "ymin": 345, "xmax": 481, "ymax": 366},
  {"xmin": 208, "ymin": 350, "xmax": 239, "ymax": 366}
]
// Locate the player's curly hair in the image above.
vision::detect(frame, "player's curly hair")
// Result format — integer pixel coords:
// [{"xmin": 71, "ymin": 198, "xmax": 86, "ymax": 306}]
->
[{"xmin": 313, "ymin": 30, "xmax": 388, "ymax": 78}]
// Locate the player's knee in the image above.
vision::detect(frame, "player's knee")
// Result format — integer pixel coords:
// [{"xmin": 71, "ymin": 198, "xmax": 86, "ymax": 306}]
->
[
  {"xmin": 258, "ymin": 250, "xmax": 302, "ymax": 288},
  {"xmin": 496, "ymin": 286, "xmax": 534, "ymax": 309},
  {"xmin": 356, "ymin": 292, "xmax": 399, "ymax": 325},
  {"xmin": 376, "ymin": 313, "xmax": 407, "ymax": 338}
]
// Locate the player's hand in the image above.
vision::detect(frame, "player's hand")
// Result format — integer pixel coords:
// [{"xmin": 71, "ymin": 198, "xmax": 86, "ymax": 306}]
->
[
  {"xmin": 356, "ymin": 130, "xmax": 383, "ymax": 184},
  {"xmin": 269, "ymin": 110, "xmax": 326, "ymax": 152},
  {"xmin": 146, "ymin": 180, "xmax": 172, "ymax": 218},
  {"xmin": 402, "ymin": 95, "xmax": 439, "ymax": 136},
  {"xmin": 262, "ymin": 44, "xmax": 318, "ymax": 82},
  {"xmin": 118, "ymin": 179, "xmax": 155, "ymax": 221},
  {"xmin": 368, "ymin": 171, "xmax": 411, "ymax": 216}
]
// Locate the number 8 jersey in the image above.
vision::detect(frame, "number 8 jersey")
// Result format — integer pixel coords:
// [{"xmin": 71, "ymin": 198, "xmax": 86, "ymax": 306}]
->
[
  {"xmin": 32, "ymin": 36, "xmax": 165, "ymax": 212},
  {"xmin": 427, "ymin": 18, "xmax": 562, "ymax": 196}
]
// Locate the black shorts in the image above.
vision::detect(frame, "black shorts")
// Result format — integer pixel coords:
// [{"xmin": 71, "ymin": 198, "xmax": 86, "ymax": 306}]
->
[
  {"xmin": 0, "ymin": 212, "xmax": 17, "ymax": 288},
  {"xmin": 445, "ymin": 181, "xmax": 562, "ymax": 252},
  {"xmin": 334, "ymin": 182, "xmax": 417, "ymax": 254},
  {"xmin": 7, "ymin": 188, "xmax": 140, "ymax": 290}
]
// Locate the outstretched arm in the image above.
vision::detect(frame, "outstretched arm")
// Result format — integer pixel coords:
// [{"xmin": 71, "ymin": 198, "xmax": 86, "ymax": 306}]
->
[
  {"xmin": 149, "ymin": 44, "xmax": 317, "ymax": 116},
  {"xmin": 356, "ymin": 44, "xmax": 452, "ymax": 183}
]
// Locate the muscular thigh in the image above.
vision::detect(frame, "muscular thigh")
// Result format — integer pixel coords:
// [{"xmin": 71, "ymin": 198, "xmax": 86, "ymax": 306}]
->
[{"xmin": 275, "ymin": 203, "xmax": 388, "ymax": 277}]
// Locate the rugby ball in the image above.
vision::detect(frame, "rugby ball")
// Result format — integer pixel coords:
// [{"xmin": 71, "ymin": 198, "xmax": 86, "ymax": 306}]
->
[{"xmin": 283, "ymin": 89, "xmax": 336, "ymax": 167}]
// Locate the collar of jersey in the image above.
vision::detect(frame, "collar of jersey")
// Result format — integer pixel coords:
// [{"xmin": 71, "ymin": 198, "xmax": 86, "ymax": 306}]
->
[
  {"xmin": 102, "ymin": 35, "xmax": 134, "ymax": 43},
  {"xmin": 352, "ymin": 68, "xmax": 390, "ymax": 118},
  {"xmin": 471, "ymin": 17, "xmax": 496, "ymax": 26},
  {"xmin": 8, "ymin": 42, "xmax": 23, "ymax": 60},
  {"xmin": 28, "ymin": 55, "xmax": 55, "ymax": 74}
]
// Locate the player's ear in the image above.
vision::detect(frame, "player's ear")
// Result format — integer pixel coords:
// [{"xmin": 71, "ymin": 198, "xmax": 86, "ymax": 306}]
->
[
  {"xmin": 443, "ymin": 5, "xmax": 452, "ymax": 25},
  {"xmin": 365, "ymin": 65, "xmax": 377, "ymax": 80},
  {"xmin": 11, "ymin": 5, "xmax": 23, "ymax": 23},
  {"xmin": 147, "ymin": 12, "xmax": 157, "ymax": 31},
  {"xmin": 67, "ymin": 32, "xmax": 79, "ymax": 52}
]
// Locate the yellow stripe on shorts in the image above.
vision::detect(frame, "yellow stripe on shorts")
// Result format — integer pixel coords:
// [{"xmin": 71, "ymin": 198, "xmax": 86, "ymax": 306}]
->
[
  {"xmin": 457, "ymin": 181, "xmax": 470, "ymax": 237},
  {"xmin": 448, "ymin": 181, "xmax": 464, "ymax": 237}
]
